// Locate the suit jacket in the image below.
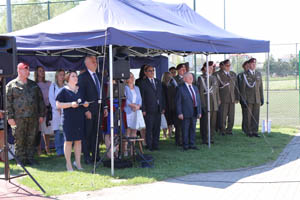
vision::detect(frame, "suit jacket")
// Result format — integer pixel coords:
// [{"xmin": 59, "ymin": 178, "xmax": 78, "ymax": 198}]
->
[
  {"xmin": 176, "ymin": 83, "xmax": 201, "ymax": 118},
  {"xmin": 240, "ymin": 70, "xmax": 264, "ymax": 105},
  {"xmin": 214, "ymin": 70, "xmax": 238, "ymax": 104},
  {"xmin": 197, "ymin": 74, "xmax": 220, "ymax": 112},
  {"xmin": 78, "ymin": 71, "xmax": 107, "ymax": 114},
  {"xmin": 140, "ymin": 78, "xmax": 165, "ymax": 114},
  {"xmin": 124, "ymin": 85, "xmax": 142, "ymax": 114}
]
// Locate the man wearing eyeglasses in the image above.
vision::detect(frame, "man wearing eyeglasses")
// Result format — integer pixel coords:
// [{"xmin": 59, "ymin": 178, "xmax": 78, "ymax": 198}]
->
[
  {"xmin": 6, "ymin": 62, "xmax": 45, "ymax": 166},
  {"xmin": 140, "ymin": 65, "xmax": 165, "ymax": 151},
  {"xmin": 214, "ymin": 59, "xmax": 238, "ymax": 136}
]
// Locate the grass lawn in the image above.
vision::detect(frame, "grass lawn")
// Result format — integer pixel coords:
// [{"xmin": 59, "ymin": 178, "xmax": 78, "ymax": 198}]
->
[
  {"xmin": 0, "ymin": 126, "xmax": 298, "ymax": 196},
  {"xmin": 235, "ymin": 90, "xmax": 299, "ymax": 128}
]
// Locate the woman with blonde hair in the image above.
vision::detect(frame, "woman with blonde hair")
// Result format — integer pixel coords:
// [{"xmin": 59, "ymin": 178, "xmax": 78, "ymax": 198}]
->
[
  {"xmin": 124, "ymin": 72, "xmax": 143, "ymax": 156},
  {"xmin": 161, "ymin": 71, "xmax": 177, "ymax": 138},
  {"xmin": 35, "ymin": 66, "xmax": 52, "ymax": 154},
  {"xmin": 48, "ymin": 69, "xmax": 65, "ymax": 156}
]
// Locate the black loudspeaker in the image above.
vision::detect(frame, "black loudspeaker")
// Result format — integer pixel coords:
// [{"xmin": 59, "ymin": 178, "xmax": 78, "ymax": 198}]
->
[
  {"xmin": 0, "ymin": 36, "xmax": 17, "ymax": 77},
  {"xmin": 113, "ymin": 47, "xmax": 130, "ymax": 80}
]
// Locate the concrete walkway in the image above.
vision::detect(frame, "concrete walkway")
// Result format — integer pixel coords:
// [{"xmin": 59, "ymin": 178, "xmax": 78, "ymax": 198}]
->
[{"xmin": 58, "ymin": 133, "xmax": 300, "ymax": 200}]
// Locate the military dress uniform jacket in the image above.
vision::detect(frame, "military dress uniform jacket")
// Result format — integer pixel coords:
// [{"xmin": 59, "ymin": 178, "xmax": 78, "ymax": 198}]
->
[
  {"xmin": 197, "ymin": 75, "xmax": 220, "ymax": 112},
  {"xmin": 214, "ymin": 70, "xmax": 239, "ymax": 104},
  {"xmin": 174, "ymin": 75, "xmax": 184, "ymax": 86},
  {"xmin": 6, "ymin": 78, "xmax": 45, "ymax": 119},
  {"xmin": 240, "ymin": 70, "xmax": 264, "ymax": 105}
]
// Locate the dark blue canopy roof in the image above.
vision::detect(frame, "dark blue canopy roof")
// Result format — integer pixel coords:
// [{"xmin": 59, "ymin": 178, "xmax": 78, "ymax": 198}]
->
[{"xmin": 8, "ymin": 0, "xmax": 269, "ymax": 54}]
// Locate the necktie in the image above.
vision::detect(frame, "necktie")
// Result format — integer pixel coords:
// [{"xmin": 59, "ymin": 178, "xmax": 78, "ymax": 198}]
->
[
  {"xmin": 93, "ymin": 73, "xmax": 100, "ymax": 97},
  {"xmin": 189, "ymin": 85, "xmax": 196, "ymax": 107},
  {"xmin": 151, "ymin": 79, "xmax": 156, "ymax": 90}
]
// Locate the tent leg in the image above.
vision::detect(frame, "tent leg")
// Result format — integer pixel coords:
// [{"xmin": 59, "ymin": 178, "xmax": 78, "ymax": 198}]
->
[
  {"xmin": 266, "ymin": 52, "xmax": 270, "ymax": 134},
  {"xmin": 206, "ymin": 54, "xmax": 211, "ymax": 149},
  {"xmin": 109, "ymin": 44, "xmax": 114, "ymax": 176}
]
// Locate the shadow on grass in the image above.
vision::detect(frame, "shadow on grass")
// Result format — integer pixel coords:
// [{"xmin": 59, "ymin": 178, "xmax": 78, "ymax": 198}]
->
[{"xmin": 0, "ymin": 127, "xmax": 297, "ymax": 195}]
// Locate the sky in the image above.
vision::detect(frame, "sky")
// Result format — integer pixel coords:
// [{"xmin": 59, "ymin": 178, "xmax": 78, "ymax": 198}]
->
[
  {"xmin": 153, "ymin": 0, "xmax": 300, "ymax": 58},
  {"xmin": 1, "ymin": 0, "xmax": 299, "ymax": 58}
]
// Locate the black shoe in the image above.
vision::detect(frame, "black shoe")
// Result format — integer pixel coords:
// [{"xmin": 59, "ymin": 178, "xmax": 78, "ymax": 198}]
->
[
  {"xmin": 226, "ymin": 132, "xmax": 233, "ymax": 135},
  {"xmin": 221, "ymin": 133, "xmax": 225, "ymax": 136},
  {"xmin": 253, "ymin": 133, "xmax": 260, "ymax": 137},
  {"xmin": 183, "ymin": 147, "xmax": 189, "ymax": 151},
  {"xmin": 189, "ymin": 146, "xmax": 199, "ymax": 150},
  {"xmin": 211, "ymin": 141, "xmax": 214, "ymax": 144}
]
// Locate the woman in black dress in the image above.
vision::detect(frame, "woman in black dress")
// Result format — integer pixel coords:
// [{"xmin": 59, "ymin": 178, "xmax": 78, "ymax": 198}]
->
[
  {"xmin": 56, "ymin": 71, "xmax": 89, "ymax": 171},
  {"xmin": 161, "ymin": 72, "xmax": 177, "ymax": 138}
]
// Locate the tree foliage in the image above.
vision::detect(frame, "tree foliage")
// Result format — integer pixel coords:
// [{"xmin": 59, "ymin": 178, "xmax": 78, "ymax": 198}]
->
[
  {"xmin": 0, "ymin": 0, "xmax": 79, "ymax": 33},
  {"xmin": 263, "ymin": 55, "xmax": 298, "ymax": 76}
]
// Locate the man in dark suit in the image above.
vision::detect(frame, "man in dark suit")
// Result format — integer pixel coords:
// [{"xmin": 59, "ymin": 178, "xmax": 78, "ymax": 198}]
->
[
  {"xmin": 140, "ymin": 65, "xmax": 165, "ymax": 151},
  {"xmin": 78, "ymin": 56, "xmax": 108, "ymax": 164},
  {"xmin": 176, "ymin": 72, "xmax": 201, "ymax": 151},
  {"xmin": 173, "ymin": 63, "xmax": 186, "ymax": 146}
]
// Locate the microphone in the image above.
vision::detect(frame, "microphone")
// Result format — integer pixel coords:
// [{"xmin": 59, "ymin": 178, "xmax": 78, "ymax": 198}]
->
[{"xmin": 77, "ymin": 99, "xmax": 82, "ymax": 104}]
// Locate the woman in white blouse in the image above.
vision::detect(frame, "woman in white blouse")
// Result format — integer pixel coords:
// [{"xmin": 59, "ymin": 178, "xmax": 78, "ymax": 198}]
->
[{"xmin": 48, "ymin": 69, "xmax": 65, "ymax": 156}]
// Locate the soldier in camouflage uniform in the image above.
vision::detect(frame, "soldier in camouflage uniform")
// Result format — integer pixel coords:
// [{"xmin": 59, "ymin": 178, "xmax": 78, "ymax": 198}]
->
[
  {"xmin": 6, "ymin": 62, "xmax": 45, "ymax": 165},
  {"xmin": 240, "ymin": 58, "xmax": 264, "ymax": 137},
  {"xmin": 197, "ymin": 62, "xmax": 220, "ymax": 144}
]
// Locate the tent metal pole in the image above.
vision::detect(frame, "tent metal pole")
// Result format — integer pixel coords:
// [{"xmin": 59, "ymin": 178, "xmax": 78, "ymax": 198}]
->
[
  {"xmin": 6, "ymin": 0, "xmax": 12, "ymax": 32},
  {"xmin": 206, "ymin": 54, "xmax": 211, "ymax": 148},
  {"xmin": 266, "ymin": 52, "xmax": 270, "ymax": 134},
  {"xmin": 109, "ymin": 44, "xmax": 114, "ymax": 176}
]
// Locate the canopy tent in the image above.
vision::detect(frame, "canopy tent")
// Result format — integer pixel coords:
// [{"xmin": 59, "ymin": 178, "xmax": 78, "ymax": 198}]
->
[
  {"xmin": 5, "ymin": 0, "xmax": 271, "ymax": 176},
  {"xmin": 7, "ymin": 0, "xmax": 269, "ymax": 54}
]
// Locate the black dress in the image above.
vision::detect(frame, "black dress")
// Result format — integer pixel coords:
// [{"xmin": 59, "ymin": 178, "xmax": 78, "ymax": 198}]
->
[{"xmin": 56, "ymin": 88, "xmax": 85, "ymax": 141}]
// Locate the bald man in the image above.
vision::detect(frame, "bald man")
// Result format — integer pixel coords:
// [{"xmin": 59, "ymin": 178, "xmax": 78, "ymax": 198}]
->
[{"xmin": 176, "ymin": 73, "xmax": 201, "ymax": 151}]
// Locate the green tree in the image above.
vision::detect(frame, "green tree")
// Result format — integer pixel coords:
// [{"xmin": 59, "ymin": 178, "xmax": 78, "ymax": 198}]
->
[{"xmin": 0, "ymin": 0, "xmax": 79, "ymax": 33}]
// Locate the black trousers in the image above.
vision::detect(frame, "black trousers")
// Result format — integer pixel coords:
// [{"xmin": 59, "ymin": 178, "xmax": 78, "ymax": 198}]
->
[
  {"xmin": 145, "ymin": 112, "xmax": 161, "ymax": 149},
  {"xmin": 83, "ymin": 112, "xmax": 102, "ymax": 161}
]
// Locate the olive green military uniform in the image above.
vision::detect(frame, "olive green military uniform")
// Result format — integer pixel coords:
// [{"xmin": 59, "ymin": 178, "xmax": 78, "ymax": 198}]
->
[
  {"xmin": 6, "ymin": 78, "xmax": 45, "ymax": 163},
  {"xmin": 237, "ymin": 72, "xmax": 247, "ymax": 133},
  {"xmin": 239, "ymin": 70, "xmax": 264, "ymax": 136},
  {"xmin": 197, "ymin": 74, "xmax": 220, "ymax": 144},
  {"xmin": 214, "ymin": 70, "xmax": 238, "ymax": 135},
  {"xmin": 173, "ymin": 75, "xmax": 184, "ymax": 146}
]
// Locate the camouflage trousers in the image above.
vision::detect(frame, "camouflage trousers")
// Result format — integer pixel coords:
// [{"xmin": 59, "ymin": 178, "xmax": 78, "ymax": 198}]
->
[{"xmin": 12, "ymin": 117, "xmax": 39, "ymax": 163}]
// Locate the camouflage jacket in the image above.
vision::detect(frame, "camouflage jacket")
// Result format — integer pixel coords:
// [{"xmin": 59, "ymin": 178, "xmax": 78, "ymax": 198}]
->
[{"xmin": 6, "ymin": 78, "xmax": 45, "ymax": 119}]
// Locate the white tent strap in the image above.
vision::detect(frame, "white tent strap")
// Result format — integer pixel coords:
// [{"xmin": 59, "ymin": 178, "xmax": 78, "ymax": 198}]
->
[
  {"xmin": 216, "ymin": 74, "xmax": 230, "ymax": 89},
  {"xmin": 243, "ymin": 73, "xmax": 256, "ymax": 88},
  {"xmin": 200, "ymin": 76, "xmax": 213, "ymax": 94}
]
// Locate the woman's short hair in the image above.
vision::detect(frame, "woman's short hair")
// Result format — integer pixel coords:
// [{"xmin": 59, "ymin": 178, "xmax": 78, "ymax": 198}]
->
[{"xmin": 65, "ymin": 70, "xmax": 77, "ymax": 82}]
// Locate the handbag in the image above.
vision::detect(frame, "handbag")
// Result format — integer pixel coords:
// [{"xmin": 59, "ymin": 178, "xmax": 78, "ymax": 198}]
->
[{"xmin": 160, "ymin": 114, "xmax": 168, "ymax": 129}]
